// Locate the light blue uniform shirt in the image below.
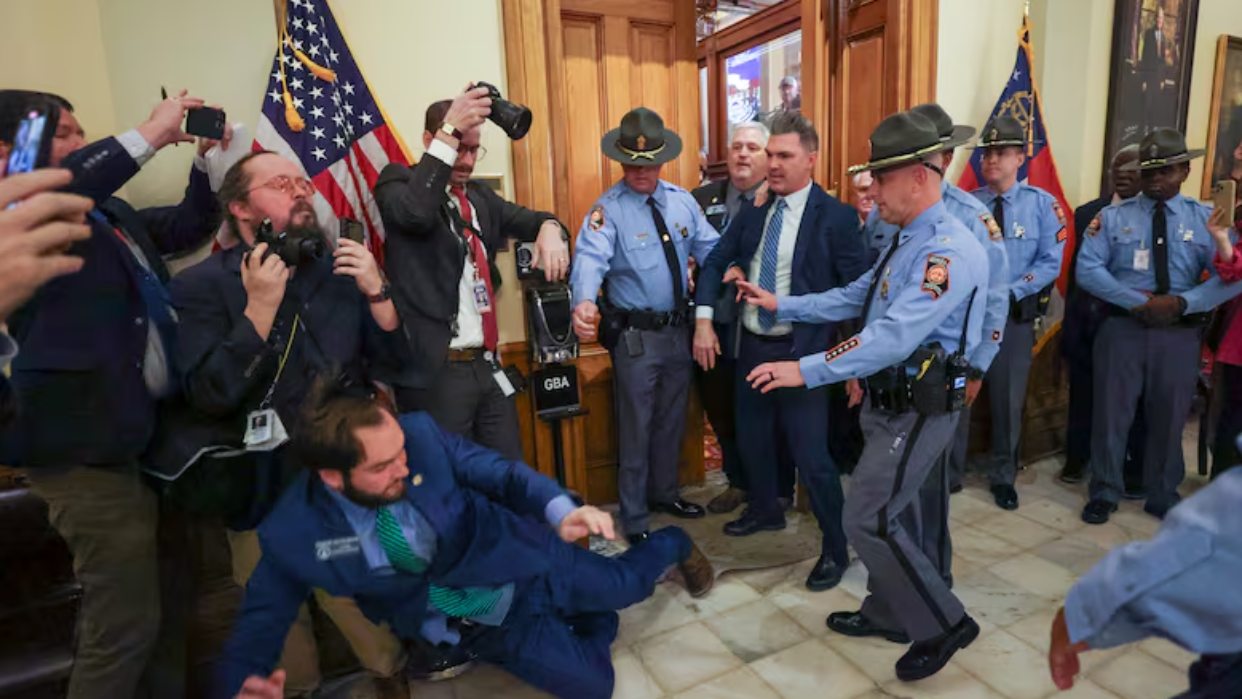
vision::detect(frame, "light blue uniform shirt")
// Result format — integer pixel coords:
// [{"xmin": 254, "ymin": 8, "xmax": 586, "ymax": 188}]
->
[
  {"xmin": 326, "ymin": 484, "xmax": 575, "ymax": 638},
  {"xmin": 571, "ymin": 180, "xmax": 720, "ymax": 311},
  {"xmin": 863, "ymin": 181, "xmax": 1010, "ymax": 371},
  {"xmin": 972, "ymin": 182, "xmax": 1066, "ymax": 301},
  {"xmin": 776, "ymin": 201, "xmax": 989, "ymax": 389},
  {"xmin": 1065, "ymin": 468, "xmax": 1242, "ymax": 654},
  {"xmin": 1077, "ymin": 193, "xmax": 1242, "ymax": 315}
]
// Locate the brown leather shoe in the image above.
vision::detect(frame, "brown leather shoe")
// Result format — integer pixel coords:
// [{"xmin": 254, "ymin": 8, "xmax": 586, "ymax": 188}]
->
[
  {"xmin": 707, "ymin": 486, "xmax": 747, "ymax": 514},
  {"xmin": 678, "ymin": 541, "xmax": 715, "ymax": 598},
  {"xmin": 374, "ymin": 674, "xmax": 411, "ymax": 699}
]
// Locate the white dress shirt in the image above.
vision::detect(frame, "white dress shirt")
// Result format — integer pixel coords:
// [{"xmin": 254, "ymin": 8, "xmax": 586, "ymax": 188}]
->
[
  {"xmin": 426, "ymin": 138, "xmax": 487, "ymax": 350},
  {"xmin": 742, "ymin": 181, "xmax": 812, "ymax": 336}
]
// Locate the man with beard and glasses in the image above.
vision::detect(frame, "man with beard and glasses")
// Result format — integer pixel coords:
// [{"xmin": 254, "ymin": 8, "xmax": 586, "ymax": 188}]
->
[
  {"xmin": 171, "ymin": 151, "xmax": 417, "ymax": 698},
  {"xmin": 219, "ymin": 376, "xmax": 714, "ymax": 699}
]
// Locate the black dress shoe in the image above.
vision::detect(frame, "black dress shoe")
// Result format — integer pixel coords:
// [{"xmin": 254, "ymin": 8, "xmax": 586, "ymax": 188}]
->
[
  {"xmin": 627, "ymin": 531, "xmax": 650, "ymax": 546},
  {"xmin": 826, "ymin": 610, "xmax": 910, "ymax": 644},
  {"xmin": 1058, "ymin": 463, "xmax": 1086, "ymax": 484},
  {"xmin": 1122, "ymin": 482, "xmax": 1148, "ymax": 501},
  {"xmin": 405, "ymin": 637, "xmax": 476, "ymax": 681},
  {"xmin": 949, "ymin": 482, "xmax": 963, "ymax": 494},
  {"xmin": 990, "ymin": 484, "xmax": 1018, "ymax": 511},
  {"xmin": 1081, "ymin": 499, "xmax": 1118, "ymax": 525},
  {"xmin": 1143, "ymin": 495, "xmax": 1180, "ymax": 520},
  {"xmin": 895, "ymin": 615, "xmax": 980, "ymax": 682},
  {"xmin": 805, "ymin": 556, "xmax": 846, "ymax": 591},
  {"xmin": 723, "ymin": 510, "xmax": 785, "ymax": 537},
  {"xmin": 651, "ymin": 499, "xmax": 706, "ymax": 519}
]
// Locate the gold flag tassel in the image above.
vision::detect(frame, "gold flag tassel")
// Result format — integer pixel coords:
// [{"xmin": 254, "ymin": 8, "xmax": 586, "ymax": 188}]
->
[
  {"xmin": 270, "ymin": 0, "xmax": 306, "ymax": 132},
  {"xmin": 283, "ymin": 89, "xmax": 306, "ymax": 132},
  {"xmin": 295, "ymin": 49, "xmax": 337, "ymax": 83}
]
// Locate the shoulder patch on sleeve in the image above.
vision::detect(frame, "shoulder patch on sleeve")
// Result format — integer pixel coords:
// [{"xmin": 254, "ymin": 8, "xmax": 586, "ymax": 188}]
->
[
  {"xmin": 1087, "ymin": 215, "xmax": 1102, "ymax": 236},
  {"xmin": 1052, "ymin": 200, "xmax": 1067, "ymax": 227},
  {"xmin": 588, "ymin": 205, "xmax": 606, "ymax": 231},
  {"xmin": 980, "ymin": 213, "xmax": 1002, "ymax": 241},
  {"xmin": 824, "ymin": 337, "xmax": 860, "ymax": 363},
  {"xmin": 922, "ymin": 254, "xmax": 951, "ymax": 299},
  {"xmin": 1056, "ymin": 227, "xmax": 1068, "ymax": 243}
]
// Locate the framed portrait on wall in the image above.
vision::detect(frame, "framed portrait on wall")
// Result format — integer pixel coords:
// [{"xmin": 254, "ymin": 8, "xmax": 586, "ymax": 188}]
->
[
  {"xmin": 1203, "ymin": 35, "xmax": 1242, "ymax": 197},
  {"xmin": 1101, "ymin": 0, "xmax": 1200, "ymax": 194}
]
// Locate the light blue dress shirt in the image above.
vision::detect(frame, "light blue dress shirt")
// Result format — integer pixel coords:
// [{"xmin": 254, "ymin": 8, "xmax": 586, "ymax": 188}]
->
[
  {"xmin": 972, "ymin": 181, "xmax": 1066, "ymax": 301},
  {"xmin": 863, "ymin": 181, "xmax": 1010, "ymax": 371},
  {"xmin": 571, "ymin": 179, "xmax": 720, "ymax": 311},
  {"xmin": 775, "ymin": 201, "xmax": 989, "ymax": 389},
  {"xmin": 1076, "ymin": 193, "xmax": 1242, "ymax": 315},
  {"xmin": 1065, "ymin": 468, "xmax": 1242, "ymax": 654},
  {"xmin": 326, "ymin": 484, "xmax": 575, "ymax": 639}
]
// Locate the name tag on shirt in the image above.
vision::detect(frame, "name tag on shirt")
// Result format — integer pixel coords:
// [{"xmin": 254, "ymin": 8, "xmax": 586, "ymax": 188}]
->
[
  {"xmin": 315, "ymin": 537, "xmax": 362, "ymax": 562},
  {"xmin": 705, "ymin": 204, "xmax": 726, "ymax": 216},
  {"xmin": 1133, "ymin": 248, "xmax": 1151, "ymax": 271},
  {"xmin": 471, "ymin": 268, "xmax": 492, "ymax": 314}
]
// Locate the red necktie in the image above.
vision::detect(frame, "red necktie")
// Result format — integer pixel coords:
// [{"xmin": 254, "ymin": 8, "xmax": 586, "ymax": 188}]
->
[{"xmin": 451, "ymin": 185, "xmax": 498, "ymax": 351}]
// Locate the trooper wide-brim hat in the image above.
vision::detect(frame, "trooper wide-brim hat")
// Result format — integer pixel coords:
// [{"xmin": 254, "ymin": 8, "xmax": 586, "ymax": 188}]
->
[
  {"xmin": 848, "ymin": 111, "xmax": 969, "ymax": 174},
  {"xmin": 911, "ymin": 103, "xmax": 976, "ymax": 146},
  {"xmin": 972, "ymin": 115, "xmax": 1042, "ymax": 149},
  {"xmin": 1120, "ymin": 128, "xmax": 1206, "ymax": 171},
  {"xmin": 601, "ymin": 107, "xmax": 683, "ymax": 166}
]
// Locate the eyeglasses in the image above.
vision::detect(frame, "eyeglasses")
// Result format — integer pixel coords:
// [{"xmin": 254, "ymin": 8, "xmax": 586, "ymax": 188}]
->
[
  {"xmin": 459, "ymin": 145, "xmax": 487, "ymax": 162},
  {"xmin": 250, "ymin": 175, "xmax": 316, "ymax": 197}
]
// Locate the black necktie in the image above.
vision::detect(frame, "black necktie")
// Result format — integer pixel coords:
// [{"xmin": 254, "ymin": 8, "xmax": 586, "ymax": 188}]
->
[
  {"xmin": 861, "ymin": 234, "xmax": 901, "ymax": 324},
  {"xmin": 992, "ymin": 197, "xmax": 1005, "ymax": 237},
  {"xmin": 647, "ymin": 197, "xmax": 684, "ymax": 302},
  {"xmin": 1153, "ymin": 200, "xmax": 1170, "ymax": 294}
]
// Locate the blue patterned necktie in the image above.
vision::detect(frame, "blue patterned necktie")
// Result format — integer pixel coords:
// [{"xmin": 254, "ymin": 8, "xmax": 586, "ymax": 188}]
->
[
  {"xmin": 375, "ymin": 506, "xmax": 502, "ymax": 618},
  {"xmin": 757, "ymin": 198, "xmax": 787, "ymax": 330}
]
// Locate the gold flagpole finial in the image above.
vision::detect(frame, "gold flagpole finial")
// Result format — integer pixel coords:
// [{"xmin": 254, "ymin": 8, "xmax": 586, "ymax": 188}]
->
[{"xmin": 1024, "ymin": 0, "xmax": 1031, "ymax": 17}]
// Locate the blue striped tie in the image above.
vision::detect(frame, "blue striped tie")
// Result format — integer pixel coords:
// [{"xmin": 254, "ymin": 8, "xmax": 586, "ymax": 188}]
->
[{"xmin": 757, "ymin": 198, "xmax": 786, "ymax": 330}]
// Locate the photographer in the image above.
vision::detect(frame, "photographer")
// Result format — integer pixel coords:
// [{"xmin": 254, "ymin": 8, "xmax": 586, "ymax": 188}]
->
[
  {"xmin": 0, "ymin": 88, "xmax": 222, "ymax": 699},
  {"xmin": 374, "ymin": 84, "xmax": 569, "ymax": 459},
  {"xmin": 170, "ymin": 150, "xmax": 415, "ymax": 697}
]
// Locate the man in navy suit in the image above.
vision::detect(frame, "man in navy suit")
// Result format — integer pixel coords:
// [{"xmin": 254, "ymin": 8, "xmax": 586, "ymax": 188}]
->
[
  {"xmin": 0, "ymin": 89, "xmax": 222, "ymax": 699},
  {"xmin": 693, "ymin": 111, "xmax": 868, "ymax": 591},
  {"xmin": 220, "ymin": 377, "xmax": 715, "ymax": 699}
]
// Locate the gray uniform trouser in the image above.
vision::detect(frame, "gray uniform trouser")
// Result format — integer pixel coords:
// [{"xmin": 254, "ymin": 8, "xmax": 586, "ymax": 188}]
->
[
  {"xmin": 612, "ymin": 325, "xmax": 693, "ymax": 534},
  {"xmin": 1089, "ymin": 316, "xmax": 1199, "ymax": 507},
  {"xmin": 906, "ymin": 455, "xmax": 954, "ymax": 588},
  {"xmin": 945, "ymin": 318, "xmax": 1035, "ymax": 488},
  {"xmin": 851, "ymin": 404, "xmax": 967, "ymax": 642}
]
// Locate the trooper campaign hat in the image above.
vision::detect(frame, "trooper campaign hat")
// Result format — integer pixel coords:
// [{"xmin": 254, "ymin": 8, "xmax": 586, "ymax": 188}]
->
[
  {"xmin": 848, "ymin": 111, "xmax": 968, "ymax": 174},
  {"xmin": 601, "ymin": 107, "xmax": 683, "ymax": 166},
  {"xmin": 1120, "ymin": 128, "xmax": 1205, "ymax": 171}
]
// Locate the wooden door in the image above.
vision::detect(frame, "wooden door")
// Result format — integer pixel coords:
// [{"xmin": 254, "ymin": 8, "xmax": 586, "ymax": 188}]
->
[{"xmin": 502, "ymin": 0, "xmax": 704, "ymax": 505}]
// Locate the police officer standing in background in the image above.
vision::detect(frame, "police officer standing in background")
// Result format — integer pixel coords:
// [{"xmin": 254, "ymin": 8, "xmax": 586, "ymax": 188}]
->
[
  {"xmin": 571, "ymin": 107, "xmax": 721, "ymax": 545},
  {"xmin": 1077, "ymin": 128, "xmax": 1242, "ymax": 525},
  {"xmin": 739, "ymin": 111, "xmax": 985, "ymax": 682},
  {"xmin": 969, "ymin": 116, "xmax": 1066, "ymax": 511}
]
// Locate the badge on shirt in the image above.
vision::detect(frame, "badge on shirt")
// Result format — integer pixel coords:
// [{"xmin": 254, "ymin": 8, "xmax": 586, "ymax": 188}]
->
[
  {"xmin": 1183, "ymin": 228, "xmax": 1195, "ymax": 242},
  {"xmin": 472, "ymin": 268, "xmax": 492, "ymax": 314},
  {"xmin": 922, "ymin": 254, "xmax": 951, "ymax": 299},
  {"xmin": 880, "ymin": 278, "xmax": 890, "ymax": 300},
  {"xmin": 315, "ymin": 537, "xmax": 362, "ymax": 562},
  {"xmin": 677, "ymin": 223, "xmax": 689, "ymax": 239},
  {"xmin": 588, "ymin": 206, "xmax": 606, "ymax": 231},
  {"xmin": 244, "ymin": 408, "xmax": 288, "ymax": 452},
  {"xmin": 980, "ymin": 213, "xmax": 1002, "ymax": 241},
  {"xmin": 1013, "ymin": 223, "xmax": 1026, "ymax": 239},
  {"xmin": 705, "ymin": 204, "xmax": 727, "ymax": 217},
  {"xmin": 1134, "ymin": 248, "xmax": 1151, "ymax": 271}
]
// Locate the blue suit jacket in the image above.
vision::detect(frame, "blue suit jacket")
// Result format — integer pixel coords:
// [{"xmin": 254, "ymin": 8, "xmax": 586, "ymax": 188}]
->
[
  {"xmin": 0, "ymin": 137, "xmax": 219, "ymax": 467},
  {"xmin": 695, "ymin": 183, "xmax": 868, "ymax": 357},
  {"xmin": 215, "ymin": 412, "xmax": 568, "ymax": 697}
]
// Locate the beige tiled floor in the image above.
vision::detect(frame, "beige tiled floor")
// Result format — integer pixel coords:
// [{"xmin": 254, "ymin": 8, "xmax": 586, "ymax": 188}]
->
[{"xmin": 333, "ymin": 448, "xmax": 1212, "ymax": 699}]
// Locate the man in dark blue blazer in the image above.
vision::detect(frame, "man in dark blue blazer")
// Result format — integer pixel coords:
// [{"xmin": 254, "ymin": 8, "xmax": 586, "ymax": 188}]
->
[
  {"xmin": 693, "ymin": 112, "xmax": 868, "ymax": 591},
  {"xmin": 0, "ymin": 89, "xmax": 222, "ymax": 699},
  {"xmin": 219, "ymin": 378, "xmax": 714, "ymax": 699}
]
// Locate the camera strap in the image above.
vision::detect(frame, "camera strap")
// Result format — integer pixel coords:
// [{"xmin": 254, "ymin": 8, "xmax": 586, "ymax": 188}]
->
[{"xmin": 258, "ymin": 313, "xmax": 301, "ymax": 410}]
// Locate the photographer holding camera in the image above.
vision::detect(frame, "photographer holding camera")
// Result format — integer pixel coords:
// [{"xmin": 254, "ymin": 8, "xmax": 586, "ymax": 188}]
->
[
  {"xmin": 374, "ymin": 84, "xmax": 569, "ymax": 460},
  {"xmin": 169, "ymin": 151, "xmax": 416, "ymax": 697}
]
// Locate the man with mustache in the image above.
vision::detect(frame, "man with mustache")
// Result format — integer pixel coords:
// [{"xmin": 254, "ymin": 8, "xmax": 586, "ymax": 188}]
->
[{"xmin": 171, "ymin": 151, "xmax": 417, "ymax": 698}]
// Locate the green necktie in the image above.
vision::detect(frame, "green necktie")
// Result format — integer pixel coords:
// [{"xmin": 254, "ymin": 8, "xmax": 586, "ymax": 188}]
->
[{"xmin": 375, "ymin": 506, "xmax": 503, "ymax": 618}]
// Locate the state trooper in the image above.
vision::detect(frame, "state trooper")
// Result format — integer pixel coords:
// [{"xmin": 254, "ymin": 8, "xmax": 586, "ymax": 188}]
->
[
  {"xmin": 860, "ymin": 102, "xmax": 1011, "ymax": 586},
  {"xmin": 738, "ymin": 111, "xmax": 986, "ymax": 682},
  {"xmin": 570, "ymin": 107, "xmax": 720, "ymax": 545},
  {"xmin": 1076, "ymin": 128, "xmax": 1242, "ymax": 526},
  {"xmin": 969, "ymin": 115, "xmax": 1066, "ymax": 511}
]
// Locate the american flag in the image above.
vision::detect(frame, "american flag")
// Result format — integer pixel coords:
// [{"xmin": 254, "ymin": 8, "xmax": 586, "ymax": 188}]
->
[
  {"xmin": 253, "ymin": 0, "xmax": 410, "ymax": 262},
  {"xmin": 957, "ymin": 14, "xmax": 1074, "ymax": 295}
]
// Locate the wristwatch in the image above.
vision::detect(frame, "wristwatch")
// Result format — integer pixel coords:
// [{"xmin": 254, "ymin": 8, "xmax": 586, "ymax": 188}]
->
[
  {"xmin": 368, "ymin": 282, "xmax": 392, "ymax": 304},
  {"xmin": 439, "ymin": 121, "xmax": 463, "ymax": 140}
]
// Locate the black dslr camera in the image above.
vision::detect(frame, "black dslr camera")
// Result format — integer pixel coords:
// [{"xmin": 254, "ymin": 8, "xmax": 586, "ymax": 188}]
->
[
  {"xmin": 476, "ymin": 81, "xmax": 532, "ymax": 140},
  {"xmin": 255, "ymin": 218, "xmax": 325, "ymax": 267}
]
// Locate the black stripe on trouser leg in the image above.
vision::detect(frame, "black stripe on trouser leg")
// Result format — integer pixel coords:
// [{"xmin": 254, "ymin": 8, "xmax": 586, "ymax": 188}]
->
[
  {"xmin": 877, "ymin": 415, "xmax": 952, "ymax": 633},
  {"xmin": 937, "ymin": 454, "xmax": 949, "ymax": 576}
]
